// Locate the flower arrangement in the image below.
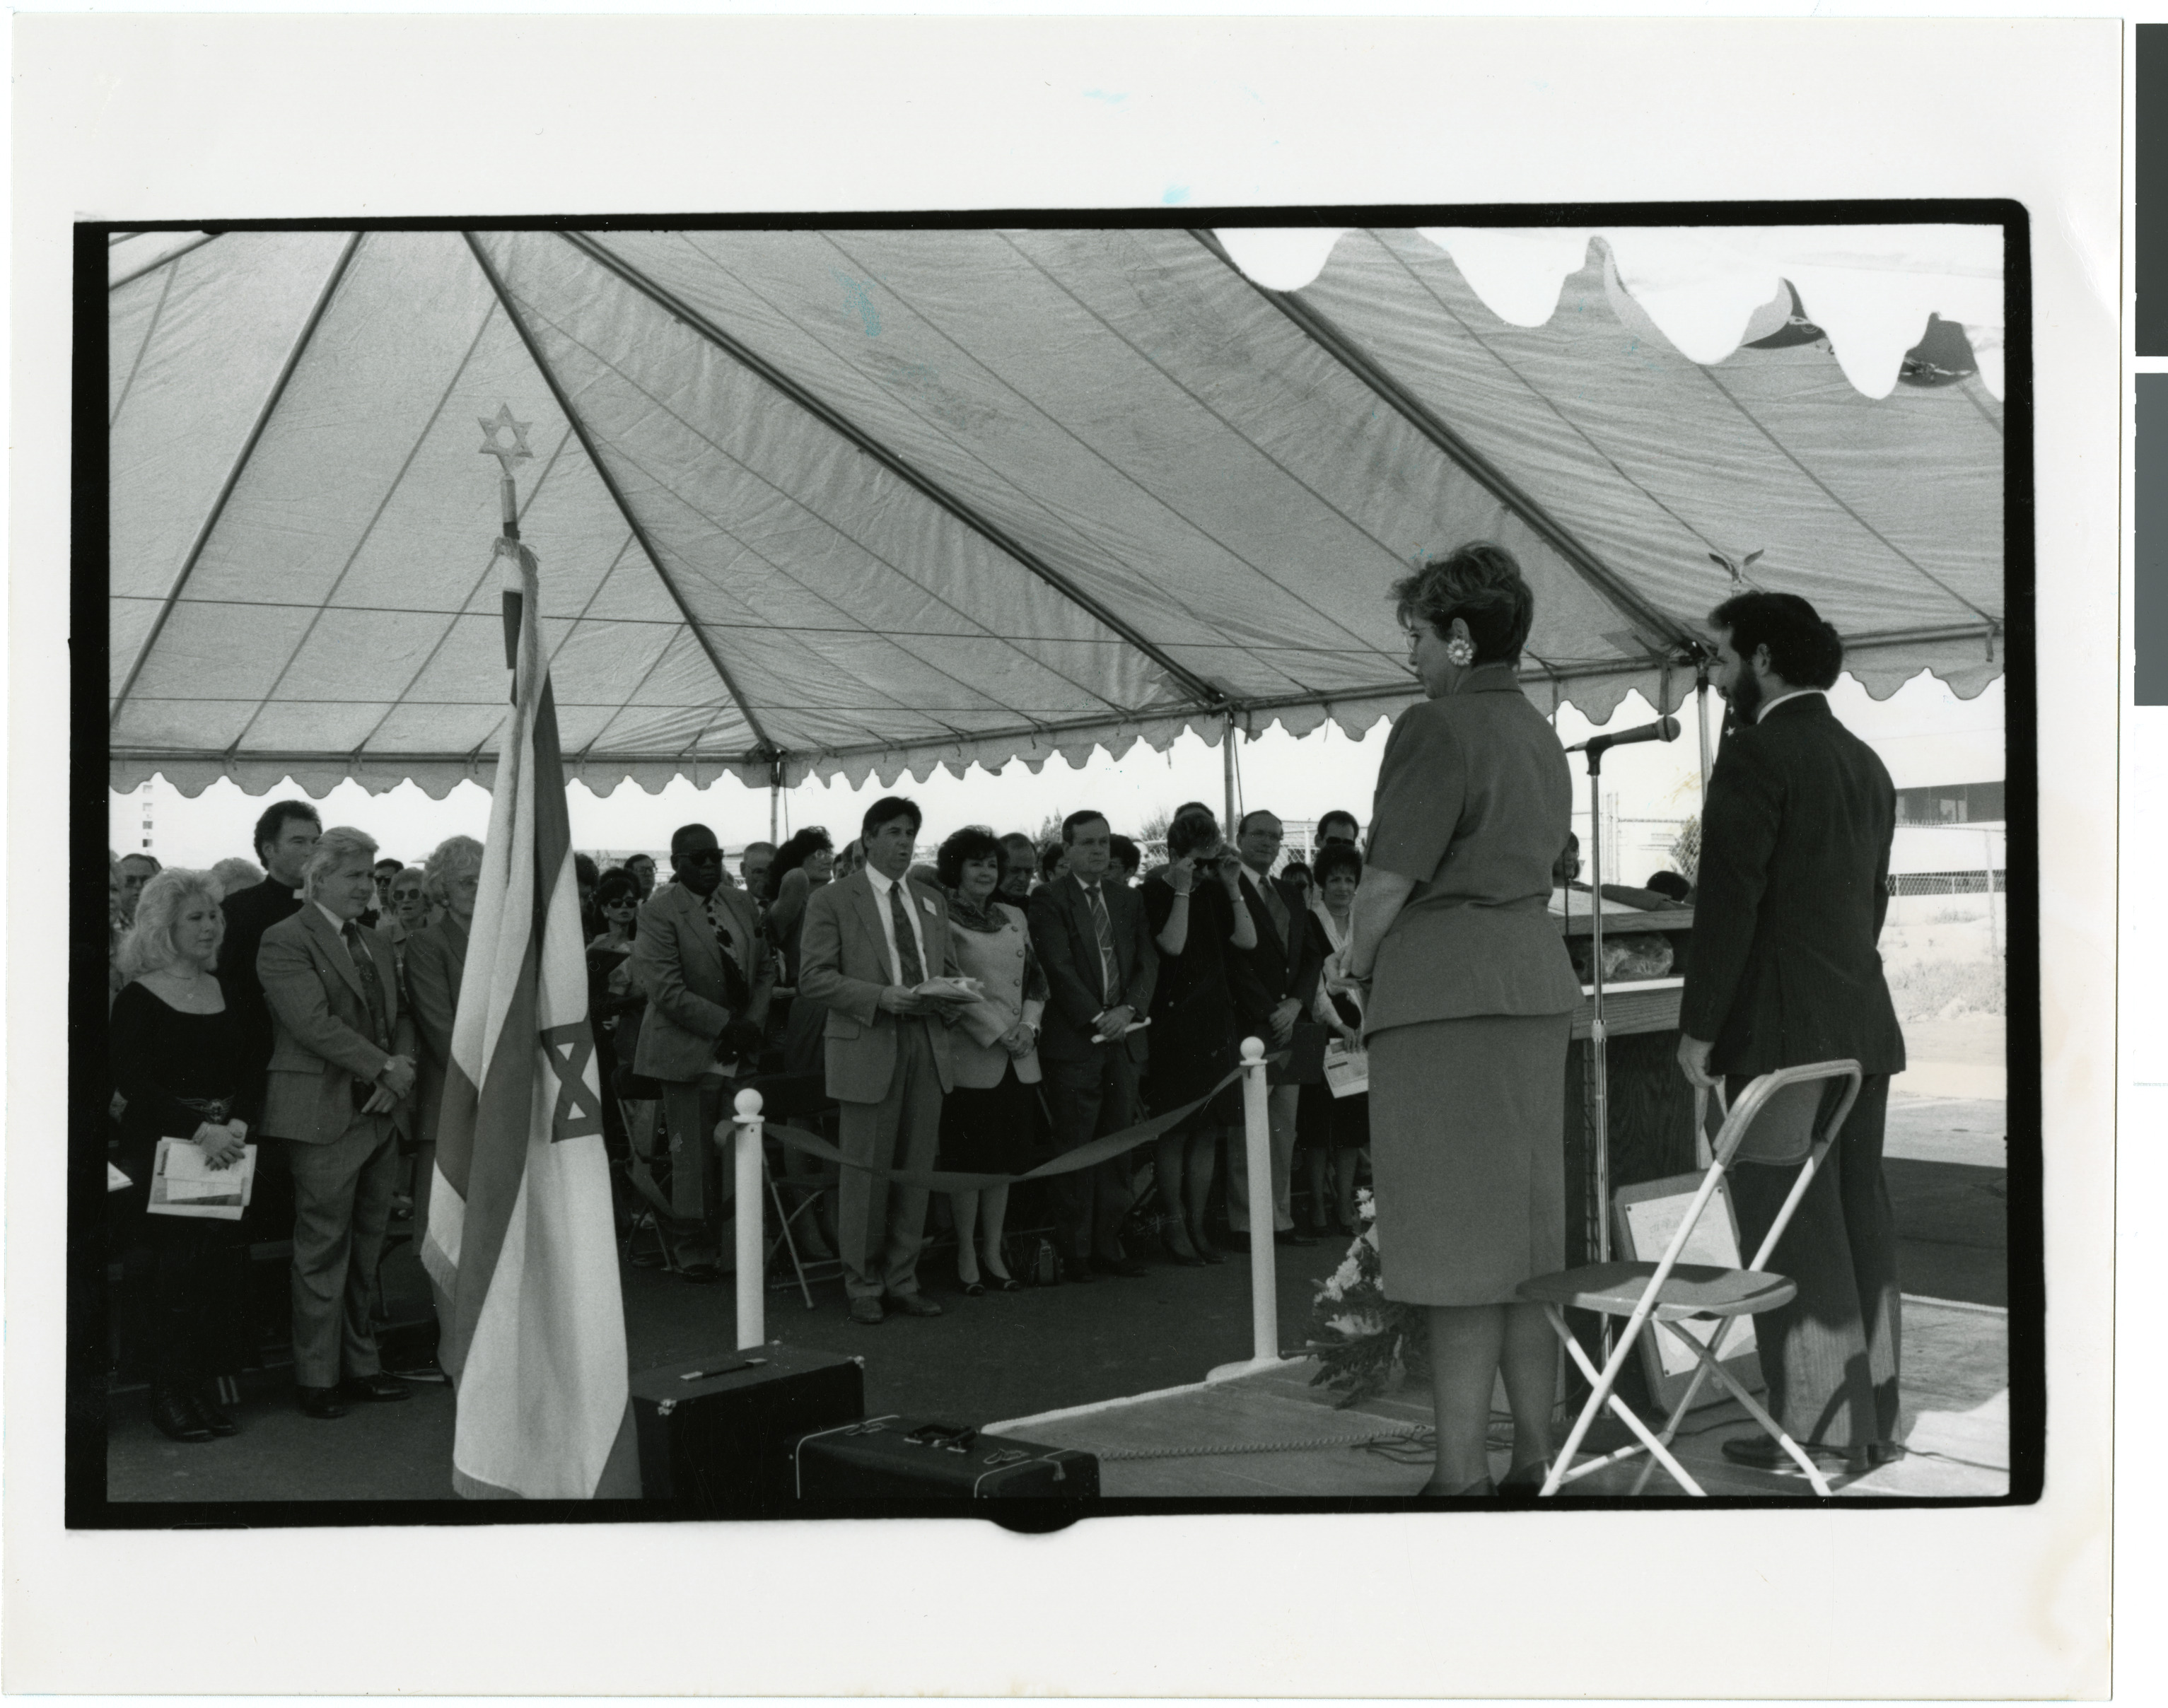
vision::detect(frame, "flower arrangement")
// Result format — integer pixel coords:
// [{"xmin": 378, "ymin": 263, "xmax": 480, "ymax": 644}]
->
[{"xmin": 1305, "ymin": 1189, "xmax": 1430, "ymax": 1406}]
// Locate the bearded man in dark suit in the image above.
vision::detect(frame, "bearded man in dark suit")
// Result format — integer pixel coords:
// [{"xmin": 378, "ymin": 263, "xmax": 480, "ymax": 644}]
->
[
  {"xmin": 220, "ymin": 800, "xmax": 322, "ymax": 1119},
  {"xmin": 1028, "ymin": 810, "xmax": 1158, "ymax": 1280},
  {"xmin": 1678, "ymin": 591, "xmax": 1908, "ymax": 1473}
]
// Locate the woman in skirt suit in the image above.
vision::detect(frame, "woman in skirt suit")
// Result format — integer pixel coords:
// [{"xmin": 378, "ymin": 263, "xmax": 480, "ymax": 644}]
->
[{"xmin": 1340, "ymin": 542, "xmax": 1583, "ymax": 1497}]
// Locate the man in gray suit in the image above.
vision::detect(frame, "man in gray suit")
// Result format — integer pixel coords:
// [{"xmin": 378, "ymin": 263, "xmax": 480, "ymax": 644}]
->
[
  {"xmin": 257, "ymin": 825, "xmax": 419, "ymax": 1420},
  {"xmin": 800, "ymin": 797, "xmax": 971, "ymax": 1325},
  {"xmin": 630, "ymin": 823, "xmax": 774, "ymax": 1282}
]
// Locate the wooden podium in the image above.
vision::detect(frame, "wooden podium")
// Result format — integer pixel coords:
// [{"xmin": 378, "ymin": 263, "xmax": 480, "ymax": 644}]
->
[{"xmin": 1556, "ymin": 904, "xmax": 1698, "ymax": 1268}]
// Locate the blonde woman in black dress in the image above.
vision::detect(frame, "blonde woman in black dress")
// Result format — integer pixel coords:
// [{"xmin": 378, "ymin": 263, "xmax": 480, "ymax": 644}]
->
[
  {"xmin": 1340, "ymin": 543, "xmax": 1582, "ymax": 1497},
  {"xmin": 110, "ymin": 869, "xmax": 255, "ymax": 1442}
]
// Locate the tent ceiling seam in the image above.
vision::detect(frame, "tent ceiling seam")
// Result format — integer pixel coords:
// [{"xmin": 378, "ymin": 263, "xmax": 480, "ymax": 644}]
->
[
  {"xmin": 111, "ymin": 231, "xmax": 363, "ymax": 733},
  {"xmin": 810, "ymin": 230, "xmax": 1310, "ymax": 701},
  {"xmin": 109, "ymin": 259, "xmax": 178, "ymax": 430},
  {"xmin": 987, "ymin": 228, "xmax": 1400, "ymax": 669},
  {"xmin": 346, "ymin": 416, "xmax": 578, "ymax": 757},
  {"xmin": 699, "ymin": 230, "xmax": 1262, "ymax": 698},
  {"xmin": 1695, "ymin": 364, "xmax": 1995, "ymax": 626},
  {"xmin": 108, "ymin": 231, "xmax": 221, "ymax": 294},
  {"xmin": 579, "ymin": 542, "xmax": 692, "ymax": 760},
  {"xmin": 1377, "ymin": 230, "xmax": 1731, "ymax": 568},
  {"xmin": 496, "ymin": 243, "xmax": 1041, "ymax": 733},
  {"xmin": 685, "ymin": 236, "xmax": 1251, "ymax": 715},
  {"xmin": 566, "ymin": 229, "xmax": 1230, "ymax": 715},
  {"xmin": 520, "ymin": 287, "xmax": 1091, "ymax": 735},
  {"xmin": 1190, "ymin": 227, "xmax": 1701, "ymax": 665},
  {"xmin": 587, "ymin": 422, "xmax": 1004, "ymax": 731},
  {"xmin": 227, "ymin": 263, "xmax": 504, "ymax": 758},
  {"xmin": 464, "ymin": 232, "xmax": 776, "ymax": 761}
]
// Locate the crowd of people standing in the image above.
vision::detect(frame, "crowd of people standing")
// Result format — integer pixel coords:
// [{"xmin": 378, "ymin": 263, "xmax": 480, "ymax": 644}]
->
[{"xmin": 105, "ymin": 538, "xmax": 1907, "ymax": 1509}]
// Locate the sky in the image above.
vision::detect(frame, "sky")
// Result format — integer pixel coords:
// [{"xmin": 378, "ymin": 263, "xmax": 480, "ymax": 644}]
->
[{"xmin": 112, "ymin": 667, "xmax": 2005, "ymax": 877}]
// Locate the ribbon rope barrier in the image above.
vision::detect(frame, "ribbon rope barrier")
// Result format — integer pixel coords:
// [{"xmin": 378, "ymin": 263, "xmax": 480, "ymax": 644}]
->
[{"xmin": 717, "ymin": 1041, "xmax": 1286, "ymax": 1366}]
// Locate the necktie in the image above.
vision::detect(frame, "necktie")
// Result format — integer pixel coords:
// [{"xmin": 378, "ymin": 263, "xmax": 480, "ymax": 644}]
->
[
  {"xmin": 341, "ymin": 921, "xmax": 392, "ymax": 1049},
  {"xmin": 1085, "ymin": 884, "xmax": 1119, "ymax": 1007},
  {"xmin": 887, "ymin": 882, "xmax": 926, "ymax": 987},
  {"xmin": 702, "ymin": 893, "xmax": 754, "ymax": 1013}
]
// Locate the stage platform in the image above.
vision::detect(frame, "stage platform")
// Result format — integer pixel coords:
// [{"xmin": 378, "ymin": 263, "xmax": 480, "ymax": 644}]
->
[{"xmin": 986, "ymin": 1294, "xmax": 2010, "ymax": 1500}]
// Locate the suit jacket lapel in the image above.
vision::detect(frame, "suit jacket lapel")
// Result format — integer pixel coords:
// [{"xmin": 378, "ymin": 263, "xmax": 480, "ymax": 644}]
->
[
  {"xmin": 849, "ymin": 872, "xmax": 891, "ymax": 976},
  {"xmin": 301, "ymin": 905, "xmax": 370, "ymax": 1007},
  {"xmin": 1242, "ymin": 872, "xmax": 1286, "ymax": 965}
]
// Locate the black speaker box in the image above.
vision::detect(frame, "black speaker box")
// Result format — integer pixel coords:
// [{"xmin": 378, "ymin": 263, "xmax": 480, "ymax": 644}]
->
[
  {"xmin": 631, "ymin": 1344, "xmax": 864, "ymax": 1514},
  {"xmin": 790, "ymin": 1415, "xmax": 1099, "ymax": 1502}
]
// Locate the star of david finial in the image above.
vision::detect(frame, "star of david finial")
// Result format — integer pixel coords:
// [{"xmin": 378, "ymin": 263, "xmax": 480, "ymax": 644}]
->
[{"xmin": 478, "ymin": 403, "xmax": 535, "ymax": 479}]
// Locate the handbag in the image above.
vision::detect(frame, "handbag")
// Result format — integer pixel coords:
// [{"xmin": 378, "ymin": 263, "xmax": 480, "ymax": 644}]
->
[{"xmin": 1266, "ymin": 1021, "xmax": 1329, "ymax": 1087}]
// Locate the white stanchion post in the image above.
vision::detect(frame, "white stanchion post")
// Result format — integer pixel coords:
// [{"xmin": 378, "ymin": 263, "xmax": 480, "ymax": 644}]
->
[
  {"xmin": 1208, "ymin": 1037, "xmax": 1283, "ymax": 1382},
  {"xmin": 733, "ymin": 1088, "xmax": 765, "ymax": 1351}
]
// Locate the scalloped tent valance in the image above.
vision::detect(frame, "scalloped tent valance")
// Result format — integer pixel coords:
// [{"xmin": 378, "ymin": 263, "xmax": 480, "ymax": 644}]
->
[{"xmin": 106, "ymin": 223, "xmax": 2006, "ymax": 800}]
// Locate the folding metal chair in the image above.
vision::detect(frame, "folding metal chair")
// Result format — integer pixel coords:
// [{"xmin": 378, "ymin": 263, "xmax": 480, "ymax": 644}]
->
[
  {"xmin": 1516, "ymin": 1058, "xmax": 1865, "ymax": 1497},
  {"xmin": 733, "ymin": 1071, "xmax": 844, "ymax": 1309}
]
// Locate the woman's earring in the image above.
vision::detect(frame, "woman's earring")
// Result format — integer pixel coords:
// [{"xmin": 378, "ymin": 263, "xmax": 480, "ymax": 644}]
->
[{"xmin": 1445, "ymin": 635, "xmax": 1476, "ymax": 668}]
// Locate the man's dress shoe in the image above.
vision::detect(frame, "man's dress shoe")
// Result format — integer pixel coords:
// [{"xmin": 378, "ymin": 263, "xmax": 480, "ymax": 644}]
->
[
  {"xmin": 677, "ymin": 1263, "xmax": 723, "ymax": 1285},
  {"xmin": 343, "ymin": 1372, "xmax": 414, "ymax": 1403},
  {"xmin": 886, "ymin": 1291, "xmax": 943, "ymax": 1318},
  {"xmin": 849, "ymin": 1297, "xmax": 886, "ymax": 1326},
  {"xmin": 297, "ymin": 1385, "xmax": 350, "ymax": 1420},
  {"xmin": 1092, "ymin": 1253, "xmax": 1148, "ymax": 1278},
  {"xmin": 192, "ymin": 1388, "xmax": 240, "ymax": 1437},
  {"xmin": 1274, "ymin": 1229, "xmax": 1318, "ymax": 1248},
  {"xmin": 1720, "ymin": 1434, "xmax": 1846, "ymax": 1472},
  {"xmin": 151, "ymin": 1385, "xmax": 214, "ymax": 1442}
]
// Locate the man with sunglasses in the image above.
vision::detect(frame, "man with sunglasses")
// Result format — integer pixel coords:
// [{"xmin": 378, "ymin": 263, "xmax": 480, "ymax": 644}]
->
[{"xmin": 629, "ymin": 824, "xmax": 775, "ymax": 1280}]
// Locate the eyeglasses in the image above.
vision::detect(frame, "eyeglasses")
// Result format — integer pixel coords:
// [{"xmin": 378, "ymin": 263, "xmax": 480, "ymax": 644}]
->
[
  {"xmin": 678, "ymin": 849, "xmax": 725, "ymax": 865},
  {"xmin": 391, "ymin": 889, "xmax": 424, "ymax": 903},
  {"xmin": 605, "ymin": 897, "xmax": 637, "ymax": 910}
]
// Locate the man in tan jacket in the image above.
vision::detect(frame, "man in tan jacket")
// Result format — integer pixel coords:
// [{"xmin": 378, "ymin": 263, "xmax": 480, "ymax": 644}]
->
[{"xmin": 631, "ymin": 823, "xmax": 773, "ymax": 1281}]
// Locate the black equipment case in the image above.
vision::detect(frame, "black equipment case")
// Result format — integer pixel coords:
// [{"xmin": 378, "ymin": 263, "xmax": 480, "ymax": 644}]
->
[
  {"xmin": 790, "ymin": 1415, "xmax": 1100, "ymax": 1502},
  {"xmin": 631, "ymin": 1345, "xmax": 864, "ymax": 1514}
]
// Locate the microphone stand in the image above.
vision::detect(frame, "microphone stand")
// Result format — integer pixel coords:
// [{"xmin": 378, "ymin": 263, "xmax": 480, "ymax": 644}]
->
[{"xmin": 1583, "ymin": 740, "xmax": 1614, "ymax": 1361}]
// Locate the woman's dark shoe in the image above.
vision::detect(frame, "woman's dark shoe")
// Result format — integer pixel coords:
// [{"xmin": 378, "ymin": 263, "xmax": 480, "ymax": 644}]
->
[
  {"xmin": 1498, "ymin": 1459, "xmax": 1549, "ymax": 1501},
  {"xmin": 980, "ymin": 1254, "xmax": 1023, "ymax": 1291},
  {"xmin": 1188, "ymin": 1226, "xmax": 1228, "ymax": 1263},
  {"xmin": 956, "ymin": 1266, "xmax": 986, "ymax": 1297},
  {"xmin": 151, "ymin": 1384, "xmax": 214, "ymax": 1443},
  {"xmin": 1416, "ymin": 1474, "xmax": 1496, "ymax": 1499},
  {"xmin": 193, "ymin": 1387, "xmax": 240, "ymax": 1437}
]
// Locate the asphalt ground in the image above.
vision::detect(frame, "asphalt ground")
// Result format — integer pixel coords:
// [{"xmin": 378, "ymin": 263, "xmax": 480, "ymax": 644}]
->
[{"xmin": 102, "ymin": 1092, "xmax": 2007, "ymax": 1505}]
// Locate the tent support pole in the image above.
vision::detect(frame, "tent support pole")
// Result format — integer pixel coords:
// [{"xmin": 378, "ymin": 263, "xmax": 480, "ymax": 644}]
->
[
  {"xmin": 1223, "ymin": 711, "xmax": 1240, "ymax": 833},
  {"xmin": 111, "ymin": 231, "xmax": 363, "ymax": 730},
  {"xmin": 1696, "ymin": 674, "xmax": 1715, "ymax": 800}
]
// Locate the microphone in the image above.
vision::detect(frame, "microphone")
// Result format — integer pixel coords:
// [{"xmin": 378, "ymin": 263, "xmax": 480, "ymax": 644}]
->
[{"xmin": 1565, "ymin": 715, "xmax": 1680, "ymax": 756}]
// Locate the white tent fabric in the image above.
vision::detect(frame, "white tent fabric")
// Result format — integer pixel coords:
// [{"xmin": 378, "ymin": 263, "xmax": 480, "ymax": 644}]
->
[{"xmin": 106, "ymin": 223, "xmax": 2006, "ymax": 800}]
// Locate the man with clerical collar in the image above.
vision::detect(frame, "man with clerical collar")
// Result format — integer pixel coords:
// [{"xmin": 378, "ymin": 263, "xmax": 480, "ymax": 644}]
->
[{"xmin": 220, "ymin": 800, "xmax": 323, "ymax": 1119}]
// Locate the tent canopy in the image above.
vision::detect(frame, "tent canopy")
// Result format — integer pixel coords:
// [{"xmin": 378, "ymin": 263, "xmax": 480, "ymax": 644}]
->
[{"xmin": 106, "ymin": 222, "xmax": 2006, "ymax": 798}]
